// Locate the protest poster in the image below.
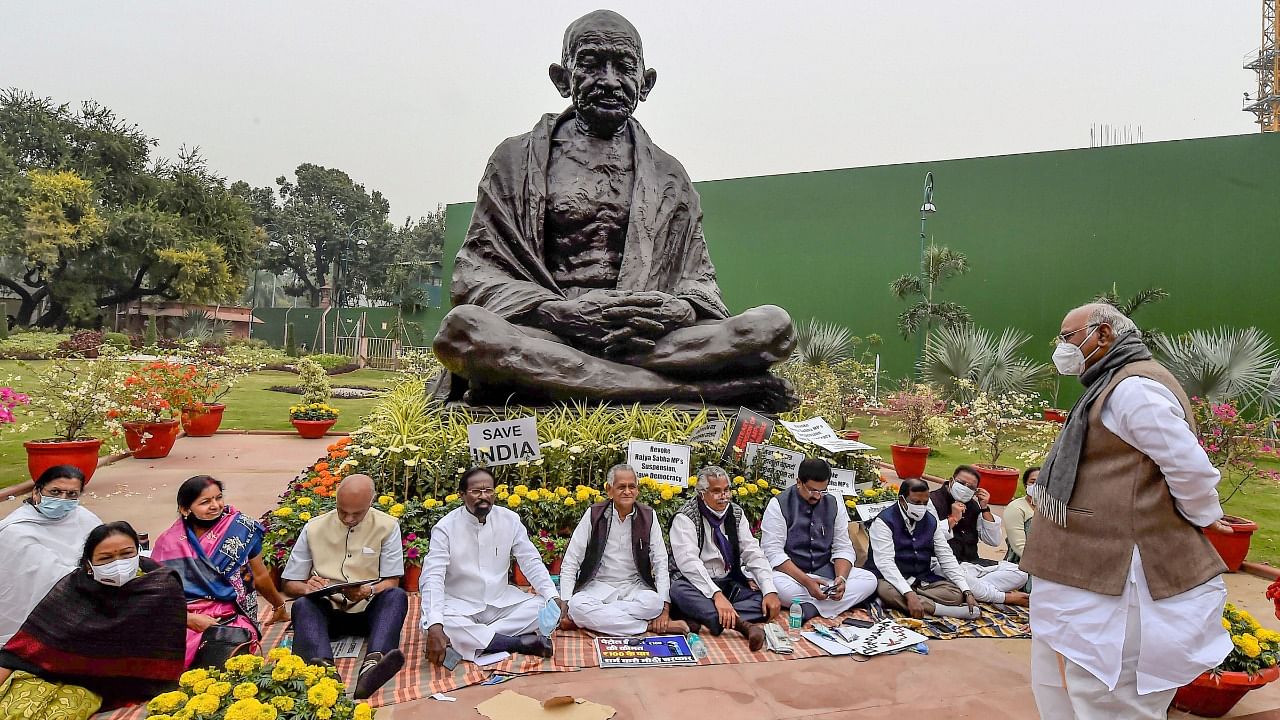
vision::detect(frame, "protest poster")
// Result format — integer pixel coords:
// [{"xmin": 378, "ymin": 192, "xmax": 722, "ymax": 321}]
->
[
  {"xmin": 721, "ymin": 407, "xmax": 775, "ymax": 463},
  {"xmin": 467, "ymin": 417, "xmax": 541, "ymax": 467},
  {"xmin": 836, "ymin": 619, "xmax": 929, "ymax": 656},
  {"xmin": 626, "ymin": 440, "xmax": 692, "ymax": 487},
  {"xmin": 827, "ymin": 467, "xmax": 859, "ymax": 496},
  {"xmin": 853, "ymin": 500, "xmax": 895, "ymax": 523},
  {"xmin": 743, "ymin": 443, "xmax": 805, "ymax": 489},
  {"xmin": 686, "ymin": 420, "xmax": 725, "ymax": 446},
  {"xmin": 596, "ymin": 635, "xmax": 698, "ymax": 668},
  {"xmin": 779, "ymin": 417, "xmax": 875, "ymax": 454}
]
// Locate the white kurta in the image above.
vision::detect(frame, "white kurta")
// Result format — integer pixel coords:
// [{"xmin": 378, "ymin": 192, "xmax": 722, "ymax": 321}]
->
[
  {"xmin": 669, "ymin": 508, "xmax": 776, "ymax": 598},
  {"xmin": 559, "ymin": 505, "xmax": 669, "ymax": 636},
  {"xmin": 867, "ymin": 502, "xmax": 970, "ymax": 595},
  {"xmin": 420, "ymin": 506, "xmax": 557, "ymax": 660},
  {"xmin": 937, "ymin": 498, "xmax": 1026, "ymax": 601},
  {"xmin": 0, "ymin": 503, "xmax": 102, "ymax": 644},
  {"xmin": 760, "ymin": 496, "xmax": 878, "ymax": 617},
  {"xmin": 1031, "ymin": 376, "xmax": 1231, "ymax": 700}
]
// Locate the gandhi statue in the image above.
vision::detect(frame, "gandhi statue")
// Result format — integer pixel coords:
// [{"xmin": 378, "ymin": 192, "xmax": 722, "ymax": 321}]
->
[{"xmin": 432, "ymin": 10, "xmax": 798, "ymax": 412}]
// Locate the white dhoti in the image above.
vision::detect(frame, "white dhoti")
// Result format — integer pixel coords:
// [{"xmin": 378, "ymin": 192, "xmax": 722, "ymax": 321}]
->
[
  {"xmin": 962, "ymin": 561, "xmax": 1029, "ymax": 603},
  {"xmin": 443, "ymin": 594, "xmax": 545, "ymax": 661},
  {"xmin": 770, "ymin": 568, "xmax": 878, "ymax": 618},
  {"xmin": 567, "ymin": 579, "xmax": 664, "ymax": 636}
]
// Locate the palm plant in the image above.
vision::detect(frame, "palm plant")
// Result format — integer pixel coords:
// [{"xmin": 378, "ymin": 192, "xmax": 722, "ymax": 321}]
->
[
  {"xmin": 1152, "ymin": 328, "xmax": 1280, "ymax": 414},
  {"xmin": 891, "ymin": 245, "xmax": 971, "ymax": 339},
  {"xmin": 920, "ymin": 325, "xmax": 1050, "ymax": 403},
  {"xmin": 1094, "ymin": 284, "xmax": 1168, "ymax": 338},
  {"xmin": 177, "ymin": 309, "xmax": 231, "ymax": 344},
  {"xmin": 792, "ymin": 319, "xmax": 853, "ymax": 366}
]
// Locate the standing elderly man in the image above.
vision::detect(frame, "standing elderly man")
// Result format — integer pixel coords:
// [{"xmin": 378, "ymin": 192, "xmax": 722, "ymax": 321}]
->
[
  {"xmin": 931, "ymin": 465, "xmax": 1029, "ymax": 606},
  {"xmin": 761, "ymin": 458, "xmax": 878, "ymax": 622},
  {"xmin": 669, "ymin": 466, "xmax": 781, "ymax": 651},
  {"xmin": 1021, "ymin": 303, "xmax": 1232, "ymax": 719},
  {"xmin": 559, "ymin": 464, "xmax": 682, "ymax": 636},
  {"xmin": 281, "ymin": 474, "xmax": 408, "ymax": 700},
  {"xmin": 422, "ymin": 467, "xmax": 566, "ymax": 665}
]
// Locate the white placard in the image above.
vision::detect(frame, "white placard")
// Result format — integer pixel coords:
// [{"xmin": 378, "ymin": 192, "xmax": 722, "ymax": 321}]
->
[
  {"xmin": 779, "ymin": 417, "xmax": 875, "ymax": 453},
  {"xmin": 331, "ymin": 636, "xmax": 364, "ymax": 659},
  {"xmin": 467, "ymin": 417, "xmax": 541, "ymax": 467},
  {"xmin": 853, "ymin": 500, "xmax": 895, "ymax": 523},
  {"xmin": 836, "ymin": 620, "xmax": 929, "ymax": 656},
  {"xmin": 626, "ymin": 440, "xmax": 691, "ymax": 488},
  {"xmin": 687, "ymin": 420, "xmax": 725, "ymax": 445},
  {"xmin": 827, "ymin": 468, "xmax": 858, "ymax": 496},
  {"xmin": 743, "ymin": 442, "xmax": 805, "ymax": 489}
]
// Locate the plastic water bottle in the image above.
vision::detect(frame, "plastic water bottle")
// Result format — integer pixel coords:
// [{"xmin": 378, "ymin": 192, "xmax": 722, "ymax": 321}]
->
[
  {"xmin": 688, "ymin": 633, "xmax": 708, "ymax": 660},
  {"xmin": 789, "ymin": 597, "xmax": 804, "ymax": 637}
]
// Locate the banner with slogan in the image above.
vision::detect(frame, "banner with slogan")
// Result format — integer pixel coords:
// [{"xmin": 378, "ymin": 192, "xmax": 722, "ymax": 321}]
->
[
  {"xmin": 722, "ymin": 407, "xmax": 775, "ymax": 463},
  {"xmin": 779, "ymin": 417, "xmax": 875, "ymax": 453},
  {"xmin": 743, "ymin": 443, "xmax": 805, "ymax": 489},
  {"xmin": 686, "ymin": 420, "xmax": 725, "ymax": 446},
  {"xmin": 626, "ymin": 440, "xmax": 692, "ymax": 488},
  {"xmin": 854, "ymin": 500, "xmax": 895, "ymax": 523},
  {"xmin": 466, "ymin": 417, "xmax": 541, "ymax": 467}
]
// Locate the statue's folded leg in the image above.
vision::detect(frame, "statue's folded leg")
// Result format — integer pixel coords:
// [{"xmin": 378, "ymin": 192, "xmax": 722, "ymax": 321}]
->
[
  {"xmin": 620, "ymin": 305, "xmax": 797, "ymax": 379},
  {"xmin": 433, "ymin": 305, "xmax": 797, "ymax": 411}
]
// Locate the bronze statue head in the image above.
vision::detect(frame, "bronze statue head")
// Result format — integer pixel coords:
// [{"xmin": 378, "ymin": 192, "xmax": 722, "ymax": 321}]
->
[{"xmin": 550, "ymin": 9, "xmax": 657, "ymax": 138}]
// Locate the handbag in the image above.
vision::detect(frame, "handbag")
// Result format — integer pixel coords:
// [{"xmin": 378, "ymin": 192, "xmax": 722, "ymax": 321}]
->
[{"xmin": 191, "ymin": 620, "xmax": 255, "ymax": 670}]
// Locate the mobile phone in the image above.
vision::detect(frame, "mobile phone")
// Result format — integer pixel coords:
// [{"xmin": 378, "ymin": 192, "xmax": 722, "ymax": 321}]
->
[
  {"xmin": 842, "ymin": 618, "xmax": 875, "ymax": 629},
  {"xmin": 443, "ymin": 646, "xmax": 463, "ymax": 670}
]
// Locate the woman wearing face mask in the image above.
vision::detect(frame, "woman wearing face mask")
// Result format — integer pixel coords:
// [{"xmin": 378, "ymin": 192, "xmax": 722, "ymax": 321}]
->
[
  {"xmin": 150, "ymin": 475, "xmax": 288, "ymax": 668},
  {"xmin": 0, "ymin": 465, "xmax": 103, "ymax": 646},
  {"xmin": 0, "ymin": 521, "xmax": 186, "ymax": 719}
]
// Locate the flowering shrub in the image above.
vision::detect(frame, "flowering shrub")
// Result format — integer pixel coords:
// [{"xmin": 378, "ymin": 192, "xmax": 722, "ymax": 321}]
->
[
  {"xmin": 4, "ymin": 355, "xmax": 125, "ymax": 444},
  {"xmin": 533, "ymin": 529, "xmax": 568, "ymax": 565},
  {"xmin": 889, "ymin": 384, "xmax": 950, "ymax": 447},
  {"xmin": 403, "ymin": 530, "xmax": 429, "ymax": 564},
  {"xmin": 57, "ymin": 329, "xmax": 104, "ymax": 358},
  {"xmin": 146, "ymin": 647, "xmax": 373, "ymax": 720},
  {"xmin": 181, "ymin": 342, "xmax": 264, "ymax": 407},
  {"xmin": 112, "ymin": 361, "xmax": 197, "ymax": 423},
  {"xmin": 952, "ymin": 381, "xmax": 1058, "ymax": 469},
  {"xmin": 1220, "ymin": 603, "xmax": 1280, "ymax": 675},
  {"xmin": 1192, "ymin": 398, "xmax": 1280, "ymax": 503},
  {"xmin": 0, "ymin": 386, "xmax": 29, "ymax": 424},
  {"xmin": 290, "ymin": 403, "xmax": 340, "ymax": 421},
  {"xmin": 296, "ymin": 358, "xmax": 331, "ymax": 405}
]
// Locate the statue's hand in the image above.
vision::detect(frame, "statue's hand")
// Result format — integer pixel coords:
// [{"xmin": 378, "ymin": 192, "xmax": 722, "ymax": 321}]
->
[
  {"xmin": 602, "ymin": 292, "xmax": 697, "ymax": 338},
  {"xmin": 536, "ymin": 290, "xmax": 663, "ymax": 353}
]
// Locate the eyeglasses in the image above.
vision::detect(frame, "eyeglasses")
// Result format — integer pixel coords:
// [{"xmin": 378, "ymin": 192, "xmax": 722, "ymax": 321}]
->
[
  {"xmin": 42, "ymin": 489, "xmax": 81, "ymax": 500},
  {"xmin": 466, "ymin": 488, "xmax": 495, "ymax": 498},
  {"xmin": 704, "ymin": 488, "xmax": 732, "ymax": 499},
  {"xmin": 1056, "ymin": 324, "xmax": 1099, "ymax": 343}
]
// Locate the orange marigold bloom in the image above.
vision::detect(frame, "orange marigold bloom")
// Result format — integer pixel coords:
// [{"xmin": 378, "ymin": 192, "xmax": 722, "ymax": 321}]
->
[{"xmin": 314, "ymin": 462, "xmax": 329, "ymax": 472}]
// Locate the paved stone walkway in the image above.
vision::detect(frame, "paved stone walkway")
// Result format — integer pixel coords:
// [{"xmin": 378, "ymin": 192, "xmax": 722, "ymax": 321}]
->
[{"xmin": 6, "ymin": 433, "xmax": 1279, "ymax": 718}]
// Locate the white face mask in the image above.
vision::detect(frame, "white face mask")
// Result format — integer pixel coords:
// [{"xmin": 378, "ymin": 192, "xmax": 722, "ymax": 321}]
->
[
  {"xmin": 949, "ymin": 482, "xmax": 976, "ymax": 504},
  {"xmin": 1052, "ymin": 326, "xmax": 1100, "ymax": 376},
  {"xmin": 90, "ymin": 555, "xmax": 140, "ymax": 587},
  {"xmin": 901, "ymin": 501, "xmax": 929, "ymax": 522}
]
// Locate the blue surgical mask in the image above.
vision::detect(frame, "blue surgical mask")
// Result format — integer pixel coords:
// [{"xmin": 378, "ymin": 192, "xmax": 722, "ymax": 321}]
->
[
  {"xmin": 538, "ymin": 597, "xmax": 562, "ymax": 637},
  {"xmin": 37, "ymin": 496, "xmax": 79, "ymax": 520}
]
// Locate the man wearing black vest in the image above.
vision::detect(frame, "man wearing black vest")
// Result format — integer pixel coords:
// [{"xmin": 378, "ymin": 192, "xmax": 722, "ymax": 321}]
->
[
  {"xmin": 559, "ymin": 464, "xmax": 681, "ymax": 635},
  {"xmin": 760, "ymin": 458, "xmax": 877, "ymax": 622},
  {"xmin": 669, "ymin": 466, "xmax": 781, "ymax": 651},
  {"xmin": 868, "ymin": 478, "xmax": 978, "ymax": 619},
  {"xmin": 930, "ymin": 465, "xmax": 1029, "ymax": 606}
]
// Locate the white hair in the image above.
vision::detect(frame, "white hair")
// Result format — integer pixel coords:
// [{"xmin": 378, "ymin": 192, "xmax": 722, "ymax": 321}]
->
[
  {"xmin": 1076, "ymin": 303, "xmax": 1139, "ymax": 336},
  {"xmin": 695, "ymin": 466, "xmax": 730, "ymax": 493},
  {"xmin": 605, "ymin": 463, "xmax": 637, "ymax": 486}
]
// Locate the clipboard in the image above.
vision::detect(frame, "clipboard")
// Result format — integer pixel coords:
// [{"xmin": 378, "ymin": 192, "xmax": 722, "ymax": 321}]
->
[{"xmin": 303, "ymin": 579, "xmax": 378, "ymax": 600}]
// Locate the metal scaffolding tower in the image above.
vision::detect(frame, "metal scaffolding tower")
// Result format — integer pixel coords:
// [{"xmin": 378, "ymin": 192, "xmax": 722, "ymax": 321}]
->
[{"xmin": 1244, "ymin": 0, "xmax": 1280, "ymax": 132}]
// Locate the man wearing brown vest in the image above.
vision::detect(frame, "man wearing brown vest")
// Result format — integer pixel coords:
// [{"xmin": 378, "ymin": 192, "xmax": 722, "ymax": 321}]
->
[
  {"xmin": 282, "ymin": 475, "xmax": 407, "ymax": 700},
  {"xmin": 1021, "ymin": 304, "xmax": 1233, "ymax": 719},
  {"xmin": 558, "ymin": 464, "xmax": 682, "ymax": 636}
]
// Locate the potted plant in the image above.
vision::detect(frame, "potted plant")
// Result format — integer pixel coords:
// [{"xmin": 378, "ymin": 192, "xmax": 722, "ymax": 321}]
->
[
  {"xmin": 1172, "ymin": 603, "xmax": 1280, "ymax": 717},
  {"xmin": 113, "ymin": 361, "xmax": 195, "ymax": 459},
  {"xmin": 290, "ymin": 402, "xmax": 340, "ymax": 438},
  {"xmin": 1043, "ymin": 374, "xmax": 1068, "ymax": 423},
  {"xmin": 1191, "ymin": 398, "xmax": 1279, "ymax": 571},
  {"xmin": 888, "ymin": 384, "xmax": 949, "ymax": 480},
  {"xmin": 401, "ymin": 531, "xmax": 428, "ymax": 591},
  {"xmin": 7, "ymin": 356, "xmax": 121, "ymax": 482},
  {"xmin": 179, "ymin": 344, "xmax": 262, "ymax": 437},
  {"xmin": 953, "ymin": 381, "xmax": 1059, "ymax": 506}
]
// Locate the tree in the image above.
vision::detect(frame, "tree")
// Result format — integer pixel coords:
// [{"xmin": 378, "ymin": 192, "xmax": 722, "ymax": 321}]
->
[
  {"xmin": 890, "ymin": 244, "xmax": 971, "ymax": 340},
  {"xmin": 359, "ymin": 208, "xmax": 445, "ymax": 312},
  {"xmin": 0, "ymin": 90, "xmax": 261, "ymax": 327},
  {"xmin": 235, "ymin": 164, "xmax": 391, "ymax": 307}
]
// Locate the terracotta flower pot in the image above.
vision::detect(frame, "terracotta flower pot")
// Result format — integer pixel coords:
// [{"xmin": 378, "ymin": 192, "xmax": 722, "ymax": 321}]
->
[
  {"xmin": 1172, "ymin": 666, "xmax": 1279, "ymax": 717},
  {"xmin": 181, "ymin": 403, "xmax": 226, "ymax": 437},
  {"xmin": 974, "ymin": 464, "xmax": 1020, "ymax": 506},
  {"xmin": 291, "ymin": 419, "xmax": 337, "ymax": 439},
  {"xmin": 401, "ymin": 563, "xmax": 422, "ymax": 592},
  {"xmin": 23, "ymin": 437, "xmax": 103, "ymax": 484},
  {"xmin": 839, "ymin": 430, "xmax": 862, "ymax": 441},
  {"xmin": 548, "ymin": 557, "xmax": 563, "ymax": 576},
  {"xmin": 513, "ymin": 564, "xmax": 530, "ymax": 587},
  {"xmin": 1203, "ymin": 515, "xmax": 1258, "ymax": 572},
  {"xmin": 1043, "ymin": 408, "xmax": 1067, "ymax": 423},
  {"xmin": 123, "ymin": 419, "xmax": 181, "ymax": 459},
  {"xmin": 890, "ymin": 444, "xmax": 930, "ymax": 480}
]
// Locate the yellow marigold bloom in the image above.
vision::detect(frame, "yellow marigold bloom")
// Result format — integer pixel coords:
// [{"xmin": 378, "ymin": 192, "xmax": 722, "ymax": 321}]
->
[
  {"xmin": 354, "ymin": 703, "xmax": 373, "ymax": 720},
  {"xmin": 1223, "ymin": 618, "xmax": 1233, "ymax": 630},
  {"xmin": 659, "ymin": 488, "xmax": 674, "ymax": 501},
  {"xmin": 178, "ymin": 669, "xmax": 207, "ymax": 689},
  {"xmin": 736, "ymin": 487, "xmax": 749, "ymax": 497},
  {"xmin": 267, "ymin": 649, "xmax": 293, "ymax": 664},
  {"xmin": 316, "ymin": 709, "xmax": 333, "ymax": 720},
  {"xmin": 378, "ymin": 495, "xmax": 392, "ymax": 506},
  {"xmin": 564, "ymin": 497, "xmax": 577, "ymax": 507},
  {"xmin": 206, "ymin": 681, "xmax": 232, "ymax": 698},
  {"xmin": 446, "ymin": 493, "xmax": 460, "ymax": 503},
  {"xmin": 733, "ymin": 476, "xmax": 745, "ymax": 486},
  {"xmin": 507, "ymin": 494, "xmax": 522, "ymax": 508},
  {"xmin": 273, "ymin": 506, "xmax": 293, "ymax": 517},
  {"xmin": 270, "ymin": 696, "xmax": 296, "ymax": 712},
  {"xmin": 389, "ymin": 503, "xmax": 405, "ymax": 518},
  {"xmin": 687, "ymin": 476, "xmax": 698, "ymax": 487},
  {"xmin": 1240, "ymin": 633, "xmax": 1263, "ymax": 658},
  {"xmin": 224, "ymin": 697, "xmax": 266, "ymax": 720},
  {"xmin": 845, "ymin": 499, "xmax": 856, "ymax": 508},
  {"xmin": 232, "ymin": 682, "xmax": 257, "ymax": 700},
  {"xmin": 772, "ymin": 489, "xmax": 781, "ymax": 495},
  {"xmin": 556, "ymin": 487, "xmax": 570, "ymax": 497},
  {"xmin": 296, "ymin": 497, "xmax": 312, "ymax": 506},
  {"xmin": 298, "ymin": 511, "xmax": 312, "ymax": 522},
  {"xmin": 271, "ymin": 664, "xmax": 294, "ymax": 682},
  {"xmin": 224, "ymin": 654, "xmax": 263, "ymax": 674},
  {"xmin": 150, "ymin": 715, "xmax": 173, "ymax": 720},
  {"xmin": 307, "ymin": 681, "xmax": 341, "ymax": 708},
  {"xmin": 756, "ymin": 479, "xmax": 770, "ymax": 489},
  {"xmin": 185, "ymin": 693, "xmax": 222, "ymax": 714},
  {"xmin": 193, "ymin": 678, "xmax": 214, "ymax": 694},
  {"xmin": 514, "ymin": 484, "xmax": 529, "ymax": 496},
  {"xmin": 259, "ymin": 707, "xmax": 278, "ymax": 720},
  {"xmin": 424, "ymin": 498, "xmax": 439, "ymax": 509},
  {"xmin": 149, "ymin": 691, "xmax": 189, "ymax": 713}
]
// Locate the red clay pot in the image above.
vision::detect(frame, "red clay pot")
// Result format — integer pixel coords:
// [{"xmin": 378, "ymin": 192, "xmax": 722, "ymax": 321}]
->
[
  {"xmin": 181, "ymin": 403, "xmax": 226, "ymax": 437},
  {"xmin": 1043, "ymin": 408, "xmax": 1067, "ymax": 423},
  {"xmin": 23, "ymin": 437, "xmax": 103, "ymax": 484},
  {"xmin": 890, "ymin": 444, "xmax": 930, "ymax": 480},
  {"xmin": 1203, "ymin": 515, "xmax": 1258, "ymax": 572},
  {"xmin": 123, "ymin": 419, "xmax": 181, "ymax": 459},
  {"xmin": 1172, "ymin": 666, "xmax": 1279, "ymax": 717},
  {"xmin": 401, "ymin": 563, "xmax": 422, "ymax": 592},
  {"xmin": 840, "ymin": 430, "xmax": 862, "ymax": 441},
  {"xmin": 292, "ymin": 419, "xmax": 337, "ymax": 439},
  {"xmin": 975, "ymin": 464, "xmax": 1020, "ymax": 506}
]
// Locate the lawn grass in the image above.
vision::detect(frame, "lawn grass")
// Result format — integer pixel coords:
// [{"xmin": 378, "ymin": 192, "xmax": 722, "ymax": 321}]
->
[{"xmin": 0, "ymin": 360, "xmax": 403, "ymax": 491}]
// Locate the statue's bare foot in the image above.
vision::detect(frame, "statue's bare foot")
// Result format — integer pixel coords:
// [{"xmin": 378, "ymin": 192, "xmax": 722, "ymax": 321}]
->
[{"xmin": 696, "ymin": 373, "xmax": 798, "ymax": 413}]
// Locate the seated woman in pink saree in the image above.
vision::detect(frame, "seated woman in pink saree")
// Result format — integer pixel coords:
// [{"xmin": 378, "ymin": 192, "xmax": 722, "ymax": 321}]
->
[{"xmin": 150, "ymin": 475, "xmax": 289, "ymax": 668}]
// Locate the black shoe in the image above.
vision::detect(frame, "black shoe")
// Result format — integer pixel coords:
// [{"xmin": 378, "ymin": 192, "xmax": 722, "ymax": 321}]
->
[
  {"xmin": 515, "ymin": 633, "xmax": 554, "ymax": 658},
  {"xmin": 354, "ymin": 649, "xmax": 404, "ymax": 700},
  {"xmin": 683, "ymin": 618, "xmax": 702, "ymax": 635}
]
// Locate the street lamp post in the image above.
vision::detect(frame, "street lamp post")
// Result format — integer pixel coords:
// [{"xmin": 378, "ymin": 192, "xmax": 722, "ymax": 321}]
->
[{"xmin": 917, "ymin": 172, "xmax": 937, "ymax": 371}]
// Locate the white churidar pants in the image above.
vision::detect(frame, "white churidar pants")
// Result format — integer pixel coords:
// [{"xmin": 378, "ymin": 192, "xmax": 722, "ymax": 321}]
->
[
  {"xmin": 442, "ymin": 595, "xmax": 544, "ymax": 661},
  {"xmin": 567, "ymin": 580, "xmax": 664, "ymax": 636},
  {"xmin": 770, "ymin": 568, "xmax": 878, "ymax": 618}
]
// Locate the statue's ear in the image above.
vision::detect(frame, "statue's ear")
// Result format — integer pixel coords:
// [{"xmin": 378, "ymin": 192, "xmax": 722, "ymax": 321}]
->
[
  {"xmin": 549, "ymin": 63, "xmax": 572, "ymax": 98},
  {"xmin": 638, "ymin": 68, "xmax": 657, "ymax": 102}
]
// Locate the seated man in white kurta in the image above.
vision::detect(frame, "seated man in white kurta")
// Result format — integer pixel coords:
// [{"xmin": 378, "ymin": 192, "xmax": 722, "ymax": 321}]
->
[
  {"xmin": 559, "ymin": 464, "xmax": 684, "ymax": 636},
  {"xmin": 422, "ymin": 467, "xmax": 566, "ymax": 665}
]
